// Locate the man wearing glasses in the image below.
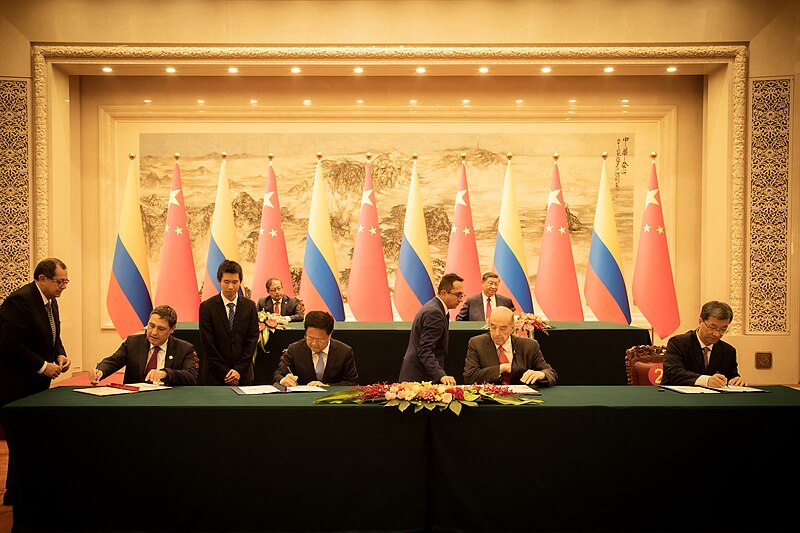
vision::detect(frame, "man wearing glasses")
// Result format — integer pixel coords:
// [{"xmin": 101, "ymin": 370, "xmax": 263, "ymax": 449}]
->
[
  {"xmin": 456, "ymin": 271, "xmax": 515, "ymax": 321},
  {"xmin": 0, "ymin": 257, "xmax": 71, "ymax": 506},
  {"xmin": 398, "ymin": 272, "xmax": 464, "ymax": 386},
  {"xmin": 662, "ymin": 300, "xmax": 747, "ymax": 387},
  {"xmin": 273, "ymin": 310, "xmax": 358, "ymax": 387}
]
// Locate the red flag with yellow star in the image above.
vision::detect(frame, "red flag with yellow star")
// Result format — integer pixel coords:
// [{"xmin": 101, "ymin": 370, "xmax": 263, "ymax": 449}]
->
[
  {"xmin": 252, "ymin": 157, "xmax": 294, "ymax": 302},
  {"xmin": 346, "ymin": 158, "xmax": 393, "ymax": 321},
  {"xmin": 632, "ymin": 158, "xmax": 680, "ymax": 338},
  {"xmin": 154, "ymin": 158, "xmax": 200, "ymax": 321},
  {"xmin": 534, "ymin": 158, "xmax": 583, "ymax": 321}
]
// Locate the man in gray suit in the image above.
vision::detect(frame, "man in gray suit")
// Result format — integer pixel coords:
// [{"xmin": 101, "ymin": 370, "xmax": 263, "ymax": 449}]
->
[
  {"xmin": 464, "ymin": 306, "xmax": 557, "ymax": 386},
  {"xmin": 90, "ymin": 305, "xmax": 198, "ymax": 385},
  {"xmin": 456, "ymin": 271, "xmax": 515, "ymax": 321},
  {"xmin": 398, "ymin": 273, "xmax": 464, "ymax": 386}
]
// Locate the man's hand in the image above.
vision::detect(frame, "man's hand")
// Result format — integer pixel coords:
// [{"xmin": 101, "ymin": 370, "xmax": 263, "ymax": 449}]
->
[
  {"xmin": 440, "ymin": 375, "xmax": 456, "ymax": 386},
  {"xmin": 279, "ymin": 373, "xmax": 298, "ymax": 387},
  {"xmin": 708, "ymin": 373, "xmax": 728, "ymax": 388},
  {"xmin": 145, "ymin": 369, "xmax": 168, "ymax": 384},
  {"xmin": 728, "ymin": 376, "xmax": 748, "ymax": 386},
  {"xmin": 56, "ymin": 355, "xmax": 71, "ymax": 372},
  {"xmin": 89, "ymin": 368, "xmax": 103, "ymax": 385},
  {"xmin": 307, "ymin": 380, "xmax": 326, "ymax": 387},
  {"xmin": 224, "ymin": 369, "xmax": 241, "ymax": 385},
  {"xmin": 499, "ymin": 363, "xmax": 512, "ymax": 375},
  {"xmin": 42, "ymin": 362, "xmax": 61, "ymax": 379},
  {"xmin": 521, "ymin": 369, "xmax": 545, "ymax": 385}
]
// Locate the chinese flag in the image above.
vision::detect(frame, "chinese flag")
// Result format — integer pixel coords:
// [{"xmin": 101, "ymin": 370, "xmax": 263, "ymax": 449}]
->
[
  {"xmin": 632, "ymin": 159, "xmax": 680, "ymax": 338},
  {"xmin": 346, "ymin": 159, "xmax": 393, "ymax": 321},
  {"xmin": 252, "ymin": 157, "xmax": 294, "ymax": 302},
  {"xmin": 154, "ymin": 158, "xmax": 199, "ymax": 322},
  {"xmin": 534, "ymin": 158, "xmax": 583, "ymax": 321},
  {"xmin": 444, "ymin": 159, "xmax": 482, "ymax": 319}
]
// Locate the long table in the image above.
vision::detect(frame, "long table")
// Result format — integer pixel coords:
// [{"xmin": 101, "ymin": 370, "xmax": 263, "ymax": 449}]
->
[
  {"xmin": 4, "ymin": 385, "xmax": 799, "ymax": 532},
  {"xmin": 174, "ymin": 321, "xmax": 651, "ymax": 385}
]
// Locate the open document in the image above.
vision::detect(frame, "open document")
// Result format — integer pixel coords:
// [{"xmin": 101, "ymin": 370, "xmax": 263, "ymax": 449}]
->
[
  {"xmin": 231, "ymin": 384, "xmax": 327, "ymax": 395},
  {"xmin": 75, "ymin": 382, "xmax": 171, "ymax": 396}
]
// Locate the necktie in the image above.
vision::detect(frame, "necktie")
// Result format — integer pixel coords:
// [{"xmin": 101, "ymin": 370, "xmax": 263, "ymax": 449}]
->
[
  {"xmin": 485, "ymin": 298, "xmax": 492, "ymax": 320},
  {"xmin": 498, "ymin": 345, "xmax": 511, "ymax": 385},
  {"xmin": 702, "ymin": 346, "xmax": 710, "ymax": 370},
  {"xmin": 45, "ymin": 300, "xmax": 56, "ymax": 344},
  {"xmin": 146, "ymin": 345, "xmax": 160, "ymax": 374},
  {"xmin": 274, "ymin": 299, "xmax": 280, "ymax": 314},
  {"xmin": 227, "ymin": 302, "xmax": 235, "ymax": 330},
  {"xmin": 315, "ymin": 352, "xmax": 325, "ymax": 381}
]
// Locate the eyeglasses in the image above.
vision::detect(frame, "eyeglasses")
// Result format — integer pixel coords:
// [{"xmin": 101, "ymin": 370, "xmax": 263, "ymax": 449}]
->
[
  {"xmin": 702, "ymin": 320, "xmax": 728, "ymax": 335},
  {"xmin": 448, "ymin": 291, "xmax": 466, "ymax": 299},
  {"xmin": 46, "ymin": 276, "xmax": 70, "ymax": 286}
]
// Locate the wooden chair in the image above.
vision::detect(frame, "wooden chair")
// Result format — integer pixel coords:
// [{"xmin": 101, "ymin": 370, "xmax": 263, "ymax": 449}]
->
[{"xmin": 625, "ymin": 344, "xmax": 667, "ymax": 386}]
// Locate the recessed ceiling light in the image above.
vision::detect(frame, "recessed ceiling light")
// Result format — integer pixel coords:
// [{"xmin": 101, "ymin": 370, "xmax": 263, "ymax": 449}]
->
[
  {"xmin": 353, "ymin": 67, "xmax": 364, "ymax": 74},
  {"xmin": 250, "ymin": 99, "xmax": 258, "ymax": 104},
  {"xmin": 620, "ymin": 99, "xmax": 630, "ymax": 103},
  {"xmin": 143, "ymin": 99, "xmax": 152, "ymax": 104},
  {"xmin": 540, "ymin": 67, "xmax": 552, "ymax": 73},
  {"xmin": 165, "ymin": 67, "xmax": 176, "ymax": 73},
  {"xmin": 416, "ymin": 67, "xmax": 426, "ymax": 74},
  {"xmin": 478, "ymin": 67, "xmax": 489, "ymax": 73},
  {"xmin": 568, "ymin": 99, "xmax": 577, "ymax": 103},
  {"xmin": 568, "ymin": 110, "xmax": 575, "ymax": 114},
  {"xmin": 666, "ymin": 66, "xmax": 678, "ymax": 73},
  {"xmin": 515, "ymin": 99, "xmax": 524, "ymax": 104},
  {"xmin": 291, "ymin": 67, "xmax": 302, "ymax": 73},
  {"xmin": 603, "ymin": 67, "xmax": 615, "ymax": 73},
  {"xmin": 409, "ymin": 99, "xmax": 418, "ymax": 104},
  {"xmin": 197, "ymin": 99, "xmax": 205, "ymax": 104},
  {"xmin": 102, "ymin": 67, "xmax": 113, "ymax": 73},
  {"xmin": 303, "ymin": 99, "xmax": 312, "ymax": 105},
  {"xmin": 356, "ymin": 99, "xmax": 364, "ymax": 104},
  {"xmin": 228, "ymin": 67, "xmax": 239, "ymax": 73},
  {"xmin": 462, "ymin": 99, "xmax": 470, "ymax": 104}
]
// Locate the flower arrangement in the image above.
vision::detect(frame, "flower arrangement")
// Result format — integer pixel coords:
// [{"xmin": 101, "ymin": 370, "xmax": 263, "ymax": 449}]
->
[
  {"xmin": 257, "ymin": 310, "xmax": 287, "ymax": 349},
  {"xmin": 315, "ymin": 381, "xmax": 542, "ymax": 415},
  {"xmin": 482, "ymin": 312, "xmax": 552, "ymax": 337}
]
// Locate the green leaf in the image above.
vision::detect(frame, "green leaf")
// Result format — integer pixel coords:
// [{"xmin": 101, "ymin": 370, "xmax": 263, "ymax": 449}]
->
[
  {"xmin": 398, "ymin": 400, "xmax": 410, "ymax": 412},
  {"xmin": 424, "ymin": 403, "xmax": 436, "ymax": 411},
  {"xmin": 385, "ymin": 399, "xmax": 400, "ymax": 407},
  {"xmin": 461, "ymin": 400, "xmax": 479, "ymax": 407},
  {"xmin": 413, "ymin": 403, "xmax": 424, "ymax": 413},
  {"xmin": 449, "ymin": 401, "xmax": 462, "ymax": 416}
]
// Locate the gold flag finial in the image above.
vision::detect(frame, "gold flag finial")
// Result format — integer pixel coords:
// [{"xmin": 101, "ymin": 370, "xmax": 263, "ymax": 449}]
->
[
  {"xmin": 460, "ymin": 152, "xmax": 467, "ymax": 162},
  {"xmin": 221, "ymin": 152, "xmax": 227, "ymax": 160},
  {"xmin": 601, "ymin": 152, "xmax": 608, "ymax": 160},
  {"xmin": 553, "ymin": 153, "xmax": 559, "ymax": 161},
  {"xmin": 267, "ymin": 153, "xmax": 274, "ymax": 161},
  {"xmin": 316, "ymin": 152, "xmax": 322, "ymax": 160},
  {"xmin": 366, "ymin": 152, "xmax": 372, "ymax": 162},
  {"xmin": 174, "ymin": 153, "xmax": 180, "ymax": 161},
  {"xmin": 650, "ymin": 151, "xmax": 657, "ymax": 160},
  {"xmin": 506, "ymin": 153, "xmax": 513, "ymax": 161},
  {"xmin": 128, "ymin": 152, "xmax": 136, "ymax": 160},
  {"xmin": 412, "ymin": 153, "xmax": 418, "ymax": 161}
]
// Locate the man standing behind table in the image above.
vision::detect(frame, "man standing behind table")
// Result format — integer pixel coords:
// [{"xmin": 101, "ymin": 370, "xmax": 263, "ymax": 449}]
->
[
  {"xmin": 256, "ymin": 277, "xmax": 304, "ymax": 323},
  {"xmin": 199, "ymin": 260, "xmax": 259, "ymax": 386},
  {"xmin": 456, "ymin": 271, "xmax": 515, "ymax": 321},
  {"xmin": 662, "ymin": 300, "xmax": 747, "ymax": 388},
  {"xmin": 89, "ymin": 305, "xmax": 198, "ymax": 385},
  {"xmin": 463, "ymin": 306, "xmax": 557, "ymax": 386},
  {"xmin": 274, "ymin": 310, "xmax": 358, "ymax": 387},
  {"xmin": 0, "ymin": 257, "xmax": 71, "ymax": 507},
  {"xmin": 398, "ymin": 273, "xmax": 464, "ymax": 386}
]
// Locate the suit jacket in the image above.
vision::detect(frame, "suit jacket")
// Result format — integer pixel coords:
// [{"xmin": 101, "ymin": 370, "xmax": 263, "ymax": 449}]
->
[
  {"xmin": 199, "ymin": 294, "xmax": 259, "ymax": 385},
  {"xmin": 398, "ymin": 297, "xmax": 449, "ymax": 382},
  {"xmin": 662, "ymin": 329, "xmax": 740, "ymax": 386},
  {"xmin": 273, "ymin": 338, "xmax": 358, "ymax": 386},
  {"xmin": 463, "ymin": 333, "xmax": 557, "ymax": 386},
  {"xmin": 456, "ymin": 293, "xmax": 515, "ymax": 321},
  {"xmin": 257, "ymin": 295, "xmax": 303, "ymax": 322},
  {"xmin": 0, "ymin": 282, "xmax": 66, "ymax": 406},
  {"xmin": 97, "ymin": 333, "xmax": 198, "ymax": 385}
]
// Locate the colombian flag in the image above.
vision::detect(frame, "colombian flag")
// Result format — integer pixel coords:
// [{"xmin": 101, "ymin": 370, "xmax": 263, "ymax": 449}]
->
[
  {"xmin": 299, "ymin": 155, "xmax": 345, "ymax": 320},
  {"xmin": 201, "ymin": 154, "xmax": 241, "ymax": 300},
  {"xmin": 107, "ymin": 153, "xmax": 153, "ymax": 339},
  {"xmin": 492, "ymin": 155, "xmax": 534, "ymax": 313},
  {"xmin": 584, "ymin": 155, "xmax": 631, "ymax": 324},
  {"xmin": 394, "ymin": 156, "xmax": 435, "ymax": 321}
]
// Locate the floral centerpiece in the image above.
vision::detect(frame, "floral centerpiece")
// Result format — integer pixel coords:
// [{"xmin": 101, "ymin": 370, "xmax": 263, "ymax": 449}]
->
[
  {"xmin": 482, "ymin": 312, "xmax": 552, "ymax": 337},
  {"xmin": 315, "ymin": 382, "xmax": 542, "ymax": 416},
  {"xmin": 257, "ymin": 310, "xmax": 287, "ymax": 349}
]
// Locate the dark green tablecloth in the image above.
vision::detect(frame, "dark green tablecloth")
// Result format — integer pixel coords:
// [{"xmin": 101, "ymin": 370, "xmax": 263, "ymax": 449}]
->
[
  {"xmin": 5, "ymin": 385, "xmax": 797, "ymax": 532},
  {"xmin": 175, "ymin": 320, "xmax": 651, "ymax": 386}
]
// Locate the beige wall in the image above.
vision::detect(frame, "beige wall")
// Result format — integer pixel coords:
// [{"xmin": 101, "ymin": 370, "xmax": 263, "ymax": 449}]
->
[{"xmin": 1, "ymin": 0, "xmax": 798, "ymax": 384}]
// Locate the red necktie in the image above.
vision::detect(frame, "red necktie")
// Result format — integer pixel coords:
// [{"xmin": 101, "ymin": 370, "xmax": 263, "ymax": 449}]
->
[
  {"xmin": 485, "ymin": 298, "xmax": 492, "ymax": 320},
  {"xmin": 146, "ymin": 345, "xmax": 160, "ymax": 375},
  {"xmin": 498, "ymin": 345, "xmax": 511, "ymax": 385},
  {"xmin": 274, "ymin": 300, "xmax": 280, "ymax": 314}
]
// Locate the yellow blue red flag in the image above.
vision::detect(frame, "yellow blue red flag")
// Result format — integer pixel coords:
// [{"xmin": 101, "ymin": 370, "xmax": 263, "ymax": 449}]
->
[{"xmin": 201, "ymin": 154, "xmax": 241, "ymax": 300}]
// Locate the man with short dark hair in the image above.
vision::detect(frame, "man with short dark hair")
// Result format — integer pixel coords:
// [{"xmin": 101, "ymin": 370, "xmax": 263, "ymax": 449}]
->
[
  {"xmin": 0, "ymin": 257, "xmax": 71, "ymax": 506},
  {"xmin": 398, "ymin": 273, "xmax": 464, "ymax": 385},
  {"xmin": 273, "ymin": 310, "xmax": 358, "ymax": 387},
  {"xmin": 456, "ymin": 271, "xmax": 515, "ymax": 321},
  {"xmin": 90, "ymin": 305, "xmax": 198, "ymax": 385},
  {"xmin": 199, "ymin": 260, "xmax": 259, "ymax": 386},
  {"xmin": 256, "ymin": 277, "xmax": 303, "ymax": 322},
  {"xmin": 663, "ymin": 300, "xmax": 747, "ymax": 387}
]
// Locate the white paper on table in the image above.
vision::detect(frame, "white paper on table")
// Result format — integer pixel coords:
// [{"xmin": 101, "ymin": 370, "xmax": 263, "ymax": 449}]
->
[
  {"xmin": 659, "ymin": 385, "xmax": 721, "ymax": 394},
  {"xmin": 287, "ymin": 385, "xmax": 327, "ymax": 392},
  {"xmin": 706, "ymin": 385, "xmax": 766, "ymax": 393},
  {"xmin": 231, "ymin": 385, "xmax": 281, "ymax": 395},
  {"xmin": 505, "ymin": 385, "xmax": 541, "ymax": 395},
  {"xmin": 74, "ymin": 387, "xmax": 133, "ymax": 396},
  {"xmin": 127, "ymin": 382, "xmax": 172, "ymax": 391}
]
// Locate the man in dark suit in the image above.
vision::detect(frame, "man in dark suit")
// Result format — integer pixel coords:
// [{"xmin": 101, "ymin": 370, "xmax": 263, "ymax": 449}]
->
[
  {"xmin": 464, "ymin": 306, "xmax": 557, "ymax": 386},
  {"xmin": 398, "ymin": 273, "xmax": 464, "ymax": 385},
  {"xmin": 663, "ymin": 300, "xmax": 746, "ymax": 387},
  {"xmin": 89, "ymin": 305, "xmax": 198, "ymax": 385},
  {"xmin": 274, "ymin": 310, "xmax": 358, "ymax": 386},
  {"xmin": 256, "ymin": 277, "xmax": 303, "ymax": 322},
  {"xmin": 456, "ymin": 271, "xmax": 515, "ymax": 321},
  {"xmin": 199, "ymin": 260, "xmax": 259, "ymax": 386},
  {"xmin": 0, "ymin": 257, "xmax": 71, "ymax": 506}
]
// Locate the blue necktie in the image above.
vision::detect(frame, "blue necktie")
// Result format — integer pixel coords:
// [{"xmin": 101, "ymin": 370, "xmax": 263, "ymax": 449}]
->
[
  {"xmin": 227, "ymin": 302, "xmax": 235, "ymax": 330},
  {"xmin": 315, "ymin": 352, "xmax": 325, "ymax": 381}
]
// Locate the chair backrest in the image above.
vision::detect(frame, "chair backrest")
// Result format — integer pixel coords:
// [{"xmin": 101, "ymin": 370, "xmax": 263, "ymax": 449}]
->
[{"xmin": 625, "ymin": 345, "xmax": 667, "ymax": 386}]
